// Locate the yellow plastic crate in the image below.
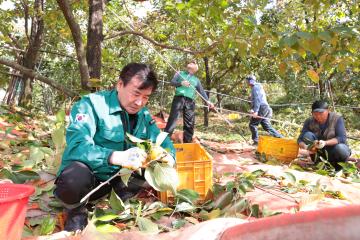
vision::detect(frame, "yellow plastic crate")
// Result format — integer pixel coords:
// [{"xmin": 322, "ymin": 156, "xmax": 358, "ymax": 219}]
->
[
  {"xmin": 257, "ymin": 136, "xmax": 299, "ymax": 163},
  {"xmin": 158, "ymin": 143, "xmax": 213, "ymax": 203},
  {"xmin": 228, "ymin": 113, "xmax": 240, "ymax": 120}
]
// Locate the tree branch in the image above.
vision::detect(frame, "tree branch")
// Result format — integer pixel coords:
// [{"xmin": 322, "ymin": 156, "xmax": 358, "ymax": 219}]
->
[
  {"xmin": 105, "ymin": 30, "xmax": 219, "ymax": 55},
  {"xmin": 0, "ymin": 57, "xmax": 77, "ymax": 97},
  {"xmin": 0, "ymin": 44, "xmax": 77, "ymax": 59}
]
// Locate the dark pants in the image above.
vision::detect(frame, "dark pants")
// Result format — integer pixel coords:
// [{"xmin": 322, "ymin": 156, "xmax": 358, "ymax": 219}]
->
[
  {"xmin": 303, "ymin": 132, "xmax": 351, "ymax": 170},
  {"xmin": 164, "ymin": 96, "xmax": 195, "ymax": 143},
  {"xmin": 249, "ymin": 105, "xmax": 283, "ymax": 143},
  {"xmin": 54, "ymin": 161, "xmax": 145, "ymax": 209}
]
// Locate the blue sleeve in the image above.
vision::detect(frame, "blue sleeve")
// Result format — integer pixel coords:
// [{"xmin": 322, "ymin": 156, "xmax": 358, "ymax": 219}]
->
[
  {"xmin": 195, "ymin": 80, "xmax": 210, "ymax": 101},
  {"xmin": 297, "ymin": 119, "xmax": 311, "ymax": 144},
  {"xmin": 251, "ymin": 85, "xmax": 261, "ymax": 113},
  {"xmin": 335, "ymin": 117, "xmax": 347, "ymax": 144},
  {"xmin": 170, "ymin": 72, "xmax": 181, "ymax": 87}
]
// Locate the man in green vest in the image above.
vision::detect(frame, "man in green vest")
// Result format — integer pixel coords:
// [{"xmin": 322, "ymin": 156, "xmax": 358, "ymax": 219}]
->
[
  {"xmin": 54, "ymin": 63, "xmax": 175, "ymax": 232},
  {"xmin": 164, "ymin": 60, "xmax": 214, "ymax": 143},
  {"xmin": 298, "ymin": 100, "xmax": 351, "ymax": 170}
]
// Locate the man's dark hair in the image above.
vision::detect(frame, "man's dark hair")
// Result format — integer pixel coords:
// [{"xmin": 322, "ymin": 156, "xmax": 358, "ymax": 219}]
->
[
  {"xmin": 311, "ymin": 100, "xmax": 329, "ymax": 112},
  {"xmin": 119, "ymin": 63, "xmax": 158, "ymax": 91}
]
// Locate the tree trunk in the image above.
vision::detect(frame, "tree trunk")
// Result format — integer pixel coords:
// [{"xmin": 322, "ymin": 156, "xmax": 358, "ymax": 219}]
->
[
  {"xmin": 57, "ymin": 0, "xmax": 90, "ymax": 90},
  {"xmin": 203, "ymin": 57, "xmax": 211, "ymax": 127},
  {"xmin": 87, "ymin": 0, "xmax": 104, "ymax": 91},
  {"xmin": 18, "ymin": 0, "xmax": 45, "ymax": 107},
  {"xmin": 216, "ymin": 91, "xmax": 222, "ymax": 113}
]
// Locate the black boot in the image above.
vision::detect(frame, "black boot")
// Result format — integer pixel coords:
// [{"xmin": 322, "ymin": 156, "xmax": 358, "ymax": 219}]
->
[{"xmin": 64, "ymin": 206, "xmax": 88, "ymax": 232}]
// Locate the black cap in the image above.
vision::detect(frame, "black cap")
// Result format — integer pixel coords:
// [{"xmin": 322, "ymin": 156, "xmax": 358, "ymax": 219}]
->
[{"xmin": 312, "ymin": 100, "xmax": 328, "ymax": 113}]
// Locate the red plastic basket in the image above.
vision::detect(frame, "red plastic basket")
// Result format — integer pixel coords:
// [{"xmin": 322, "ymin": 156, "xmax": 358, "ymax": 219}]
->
[{"xmin": 0, "ymin": 183, "xmax": 35, "ymax": 240}]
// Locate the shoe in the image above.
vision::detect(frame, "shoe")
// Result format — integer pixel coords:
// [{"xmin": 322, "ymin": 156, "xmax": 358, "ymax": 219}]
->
[
  {"xmin": 64, "ymin": 206, "xmax": 88, "ymax": 232},
  {"xmin": 252, "ymin": 141, "xmax": 258, "ymax": 146}
]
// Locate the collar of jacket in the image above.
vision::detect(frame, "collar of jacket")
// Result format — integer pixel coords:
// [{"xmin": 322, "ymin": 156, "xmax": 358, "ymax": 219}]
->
[{"xmin": 108, "ymin": 89, "xmax": 123, "ymax": 114}]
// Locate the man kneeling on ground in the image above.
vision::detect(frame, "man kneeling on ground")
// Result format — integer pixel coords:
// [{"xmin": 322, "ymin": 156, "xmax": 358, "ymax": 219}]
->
[
  {"xmin": 297, "ymin": 100, "xmax": 351, "ymax": 170},
  {"xmin": 54, "ymin": 63, "xmax": 175, "ymax": 232}
]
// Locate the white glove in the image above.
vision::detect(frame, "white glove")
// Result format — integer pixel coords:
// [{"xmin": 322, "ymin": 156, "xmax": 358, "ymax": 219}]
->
[
  {"xmin": 181, "ymin": 80, "xmax": 190, "ymax": 87},
  {"xmin": 109, "ymin": 147, "xmax": 147, "ymax": 170},
  {"xmin": 162, "ymin": 154, "xmax": 176, "ymax": 167},
  {"xmin": 315, "ymin": 140, "xmax": 326, "ymax": 149}
]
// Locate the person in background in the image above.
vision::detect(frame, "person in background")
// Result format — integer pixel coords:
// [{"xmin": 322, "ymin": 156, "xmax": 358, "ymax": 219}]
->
[
  {"xmin": 246, "ymin": 75, "xmax": 283, "ymax": 145},
  {"xmin": 164, "ymin": 60, "xmax": 214, "ymax": 143},
  {"xmin": 298, "ymin": 100, "xmax": 351, "ymax": 170},
  {"xmin": 54, "ymin": 63, "xmax": 175, "ymax": 232}
]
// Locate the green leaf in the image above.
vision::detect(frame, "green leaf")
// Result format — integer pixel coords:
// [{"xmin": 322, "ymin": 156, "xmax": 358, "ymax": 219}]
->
[
  {"xmin": 225, "ymin": 181, "xmax": 235, "ymax": 192},
  {"xmin": 153, "ymin": 163, "xmax": 179, "ymax": 193},
  {"xmin": 296, "ymin": 31, "xmax": 313, "ymax": 40},
  {"xmin": 15, "ymin": 170, "xmax": 40, "ymax": 183},
  {"xmin": 283, "ymin": 172, "xmax": 296, "ymax": 185},
  {"xmin": 283, "ymin": 35, "xmax": 298, "ymax": 47},
  {"xmin": 251, "ymin": 169, "xmax": 265, "ymax": 177},
  {"xmin": 308, "ymin": 38, "xmax": 322, "ymax": 55},
  {"xmin": 29, "ymin": 146, "xmax": 45, "ymax": 164},
  {"xmin": 55, "ymin": 109, "xmax": 66, "ymax": 124},
  {"xmin": 176, "ymin": 189, "xmax": 199, "ymax": 204},
  {"xmin": 137, "ymin": 217, "xmax": 159, "ymax": 234},
  {"xmin": 315, "ymin": 169, "xmax": 329, "ymax": 175},
  {"xmin": 144, "ymin": 167, "xmax": 162, "ymax": 191},
  {"xmin": 175, "ymin": 202, "xmax": 195, "ymax": 212},
  {"xmin": 338, "ymin": 162, "xmax": 358, "ymax": 174},
  {"xmin": 109, "ymin": 189, "xmax": 125, "ymax": 212},
  {"xmin": 226, "ymin": 198, "xmax": 248, "ymax": 215},
  {"xmin": 119, "ymin": 168, "xmax": 132, "ymax": 187},
  {"xmin": 201, "ymin": 208, "xmax": 221, "ymax": 220},
  {"xmin": 0, "ymin": 168, "xmax": 20, "ymax": 183},
  {"xmin": 96, "ymin": 213, "xmax": 120, "ymax": 222},
  {"xmin": 318, "ymin": 31, "xmax": 332, "ymax": 42},
  {"xmin": 48, "ymin": 199, "xmax": 62, "ymax": 208},
  {"xmin": 96, "ymin": 223, "xmax": 121, "ymax": 233},
  {"xmin": 241, "ymin": 179, "xmax": 254, "ymax": 190},
  {"xmin": 39, "ymin": 216, "xmax": 56, "ymax": 235},
  {"xmin": 250, "ymin": 204, "xmax": 260, "ymax": 218},
  {"xmin": 237, "ymin": 40, "xmax": 248, "ymax": 58},
  {"xmin": 213, "ymin": 191, "xmax": 233, "ymax": 210},
  {"xmin": 51, "ymin": 126, "xmax": 65, "ymax": 149},
  {"xmin": 172, "ymin": 219, "xmax": 187, "ymax": 229}
]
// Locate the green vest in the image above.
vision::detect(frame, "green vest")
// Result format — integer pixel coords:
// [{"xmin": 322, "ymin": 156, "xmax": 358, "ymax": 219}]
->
[
  {"xmin": 174, "ymin": 71, "xmax": 199, "ymax": 100},
  {"xmin": 58, "ymin": 89, "xmax": 175, "ymax": 181}
]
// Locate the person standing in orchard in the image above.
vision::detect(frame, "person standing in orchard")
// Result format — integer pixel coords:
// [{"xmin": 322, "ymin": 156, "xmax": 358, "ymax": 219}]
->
[
  {"xmin": 164, "ymin": 60, "xmax": 214, "ymax": 143},
  {"xmin": 246, "ymin": 75, "xmax": 283, "ymax": 145}
]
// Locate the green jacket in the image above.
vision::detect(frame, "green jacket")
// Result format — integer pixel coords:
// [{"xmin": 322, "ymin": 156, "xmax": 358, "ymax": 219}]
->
[{"xmin": 58, "ymin": 89, "xmax": 175, "ymax": 181}]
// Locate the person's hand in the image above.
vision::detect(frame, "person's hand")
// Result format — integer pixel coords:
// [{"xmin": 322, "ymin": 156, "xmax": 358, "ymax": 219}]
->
[
  {"xmin": 181, "ymin": 80, "xmax": 191, "ymax": 87},
  {"xmin": 161, "ymin": 153, "xmax": 175, "ymax": 167},
  {"xmin": 109, "ymin": 147, "xmax": 147, "ymax": 170},
  {"xmin": 208, "ymin": 102, "xmax": 215, "ymax": 110},
  {"xmin": 314, "ymin": 140, "xmax": 326, "ymax": 149},
  {"xmin": 250, "ymin": 112, "xmax": 258, "ymax": 118}
]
